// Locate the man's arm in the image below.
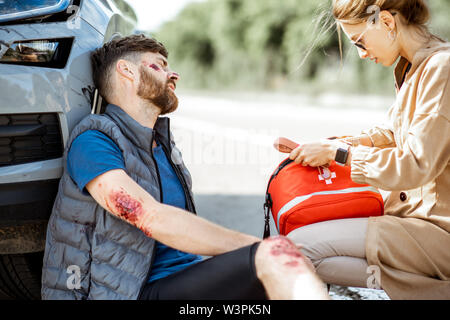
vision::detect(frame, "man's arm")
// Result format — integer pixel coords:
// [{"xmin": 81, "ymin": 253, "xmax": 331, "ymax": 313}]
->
[{"xmin": 86, "ymin": 169, "xmax": 260, "ymax": 256}]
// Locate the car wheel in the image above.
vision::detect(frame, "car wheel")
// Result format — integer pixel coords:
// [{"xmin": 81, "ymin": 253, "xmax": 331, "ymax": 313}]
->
[{"xmin": 0, "ymin": 252, "xmax": 43, "ymax": 300}]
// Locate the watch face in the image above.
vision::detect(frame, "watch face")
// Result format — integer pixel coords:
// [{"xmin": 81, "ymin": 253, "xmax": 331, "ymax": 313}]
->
[{"xmin": 335, "ymin": 148, "xmax": 348, "ymax": 164}]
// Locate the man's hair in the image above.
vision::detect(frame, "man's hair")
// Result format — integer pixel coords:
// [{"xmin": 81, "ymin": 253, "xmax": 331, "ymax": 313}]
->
[{"xmin": 91, "ymin": 34, "xmax": 169, "ymax": 102}]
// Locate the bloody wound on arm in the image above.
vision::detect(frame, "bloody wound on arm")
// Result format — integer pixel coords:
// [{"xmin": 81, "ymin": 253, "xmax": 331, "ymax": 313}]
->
[{"xmin": 105, "ymin": 187, "xmax": 153, "ymax": 237}]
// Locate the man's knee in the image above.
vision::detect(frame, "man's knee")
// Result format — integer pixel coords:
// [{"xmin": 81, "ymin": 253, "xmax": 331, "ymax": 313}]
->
[
  {"xmin": 257, "ymin": 236, "xmax": 303, "ymax": 259},
  {"xmin": 255, "ymin": 236, "xmax": 314, "ymax": 275},
  {"xmin": 253, "ymin": 236, "xmax": 330, "ymax": 300}
]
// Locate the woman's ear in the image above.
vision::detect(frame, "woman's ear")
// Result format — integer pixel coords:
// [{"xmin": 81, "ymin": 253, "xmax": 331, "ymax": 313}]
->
[
  {"xmin": 116, "ymin": 59, "xmax": 136, "ymax": 82},
  {"xmin": 379, "ymin": 10, "xmax": 396, "ymax": 31}
]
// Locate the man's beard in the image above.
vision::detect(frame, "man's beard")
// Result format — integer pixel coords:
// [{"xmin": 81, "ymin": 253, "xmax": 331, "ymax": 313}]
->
[{"xmin": 137, "ymin": 66, "xmax": 178, "ymax": 115}]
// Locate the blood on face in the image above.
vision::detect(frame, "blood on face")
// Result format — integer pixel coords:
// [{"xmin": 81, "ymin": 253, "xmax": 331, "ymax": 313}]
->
[
  {"xmin": 143, "ymin": 61, "xmax": 161, "ymax": 72},
  {"xmin": 149, "ymin": 64, "xmax": 161, "ymax": 71}
]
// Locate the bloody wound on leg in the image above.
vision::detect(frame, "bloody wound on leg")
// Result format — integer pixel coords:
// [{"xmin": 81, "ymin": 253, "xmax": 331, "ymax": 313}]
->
[{"xmin": 266, "ymin": 236, "xmax": 306, "ymax": 270}]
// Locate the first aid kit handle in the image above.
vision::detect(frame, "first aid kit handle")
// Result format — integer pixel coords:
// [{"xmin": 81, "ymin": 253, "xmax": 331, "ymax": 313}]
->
[{"xmin": 274, "ymin": 137, "xmax": 300, "ymax": 153}]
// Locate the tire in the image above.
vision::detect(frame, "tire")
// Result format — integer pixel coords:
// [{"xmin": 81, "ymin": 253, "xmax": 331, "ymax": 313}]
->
[{"xmin": 0, "ymin": 251, "xmax": 43, "ymax": 300}]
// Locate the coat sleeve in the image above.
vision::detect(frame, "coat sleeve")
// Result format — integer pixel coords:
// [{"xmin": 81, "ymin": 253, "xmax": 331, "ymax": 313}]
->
[
  {"xmin": 360, "ymin": 104, "xmax": 397, "ymax": 148},
  {"xmin": 350, "ymin": 53, "xmax": 450, "ymax": 191},
  {"xmin": 335, "ymin": 104, "xmax": 397, "ymax": 148},
  {"xmin": 332, "ymin": 107, "xmax": 396, "ymax": 147}
]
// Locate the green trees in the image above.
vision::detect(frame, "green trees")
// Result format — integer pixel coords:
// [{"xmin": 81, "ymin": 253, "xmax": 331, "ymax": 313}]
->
[{"xmin": 154, "ymin": 0, "xmax": 449, "ymax": 95}]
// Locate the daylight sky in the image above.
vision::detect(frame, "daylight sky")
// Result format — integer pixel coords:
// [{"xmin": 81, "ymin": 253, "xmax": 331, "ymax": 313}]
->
[{"xmin": 128, "ymin": 0, "xmax": 205, "ymax": 32}]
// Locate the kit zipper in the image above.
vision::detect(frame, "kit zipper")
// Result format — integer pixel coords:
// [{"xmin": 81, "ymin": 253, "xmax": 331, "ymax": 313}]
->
[{"xmin": 263, "ymin": 158, "xmax": 293, "ymax": 238}]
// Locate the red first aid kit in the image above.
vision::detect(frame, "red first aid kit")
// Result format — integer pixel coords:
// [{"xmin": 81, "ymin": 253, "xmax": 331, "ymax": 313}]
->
[{"xmin": 263, "ymin": 139, "xmax": 384, "ymax": 238}]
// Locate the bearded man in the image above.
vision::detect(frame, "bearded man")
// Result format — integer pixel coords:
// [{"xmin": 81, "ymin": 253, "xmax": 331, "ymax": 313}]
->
[{"xmin": 41, "ymin": 34, "xmax": 328, "ymax": 300}]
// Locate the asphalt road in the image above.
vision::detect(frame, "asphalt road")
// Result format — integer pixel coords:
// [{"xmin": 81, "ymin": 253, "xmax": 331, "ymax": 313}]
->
[{"xmin": 170, "ymin": 90, "xmax": 391, "ymax": 300}]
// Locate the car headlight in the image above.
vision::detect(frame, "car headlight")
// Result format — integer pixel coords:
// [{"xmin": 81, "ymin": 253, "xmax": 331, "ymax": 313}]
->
[{"xmin": 0, "ymin": 38, "xmax": 74, "ymax": 68}]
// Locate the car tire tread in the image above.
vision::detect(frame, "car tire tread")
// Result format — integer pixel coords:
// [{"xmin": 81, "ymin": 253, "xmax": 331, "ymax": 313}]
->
[{"xmin": 0, "ymin": 252, "xmax": 43, "ymax": 300}]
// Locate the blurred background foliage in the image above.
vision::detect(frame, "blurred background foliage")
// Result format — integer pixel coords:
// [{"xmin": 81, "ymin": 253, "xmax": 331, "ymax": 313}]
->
[
  {"xmin": 153, "ymin": 0, "xmax": 450, "ymax": 95},
  {"xmin": 114, "ymin": 0, "xmax": 138, "ymax": 23}
]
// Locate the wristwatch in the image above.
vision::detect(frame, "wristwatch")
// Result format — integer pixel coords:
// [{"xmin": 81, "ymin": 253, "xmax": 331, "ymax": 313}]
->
[{"xmin": 335, "ymin": 146, "xmax": 350, "ymax": 166}]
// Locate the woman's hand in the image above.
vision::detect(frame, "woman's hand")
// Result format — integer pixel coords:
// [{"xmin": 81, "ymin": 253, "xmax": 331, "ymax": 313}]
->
[{"xmin": 289, "ymin": 139, "xmax": 349, "ymax": 167}]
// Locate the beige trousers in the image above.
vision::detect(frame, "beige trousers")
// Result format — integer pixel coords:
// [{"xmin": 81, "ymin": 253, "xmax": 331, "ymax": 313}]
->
[{"xmin": 287, "ymin": 218, "xmax": 376, "ymax": 289}]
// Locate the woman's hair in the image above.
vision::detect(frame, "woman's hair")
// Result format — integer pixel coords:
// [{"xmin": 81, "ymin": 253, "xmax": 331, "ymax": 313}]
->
[
  {"xmin": 332, "ymin": 0, "xmax": 444, "ymax": 42},
  {"xmin": 295, "ymin": 0, "xmax": 444, "ymax": 72}
]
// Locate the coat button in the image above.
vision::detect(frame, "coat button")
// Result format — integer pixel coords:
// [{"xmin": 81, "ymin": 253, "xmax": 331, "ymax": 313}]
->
[{"xmin": 400, "ymin": 192, "xmax": 407, "ymax": 202}]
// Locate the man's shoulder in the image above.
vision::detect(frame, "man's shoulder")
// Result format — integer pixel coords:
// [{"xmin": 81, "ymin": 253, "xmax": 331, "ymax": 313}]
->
[
  {"xmin": 69, "ymin": 114, "xmax": 120, "ymax": 146},
  {"xmin": 73, "ymin": 113, "xmax": 115, "ymax": 133},
  {"xmin": 69, "ymin": 129, "xmax": 121, "ymax": 156},
  {"xmin": 73, "ymin": 129, "xmax": 112, "ymax": 144}
]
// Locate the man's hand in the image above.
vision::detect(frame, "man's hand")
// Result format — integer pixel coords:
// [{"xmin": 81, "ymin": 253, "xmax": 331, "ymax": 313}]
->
[{"xmin": 86, "ymin": 169, "xmax": 260, "ymax": 256}]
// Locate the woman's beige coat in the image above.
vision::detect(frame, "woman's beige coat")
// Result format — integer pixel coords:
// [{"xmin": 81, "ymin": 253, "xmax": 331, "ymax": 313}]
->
[{"xmin": 350, "ymin": 39, "xmax": 450, "ymax": 299}]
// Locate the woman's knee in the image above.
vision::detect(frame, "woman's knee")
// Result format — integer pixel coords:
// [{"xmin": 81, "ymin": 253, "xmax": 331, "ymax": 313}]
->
[
  {"xmin": 287, "ymin": 218, "xmax": 369, "ymax": 264},
  {"xmin": 287, "ymin": 225, "xmax": 332, "ymax": 265}
]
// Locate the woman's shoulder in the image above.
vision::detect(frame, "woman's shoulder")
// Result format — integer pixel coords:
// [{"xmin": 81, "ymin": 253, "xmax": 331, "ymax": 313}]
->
[
  {"xmin": 414, "ymin": 42, "xmax": 450, "ymax": 120},
  {"xmin": 422, "ymin": 42, "xmax": 450, "ymax": 70},
  {"xmin": 414, "ymin": 43, "xmax": 450, "ymax": 89}
]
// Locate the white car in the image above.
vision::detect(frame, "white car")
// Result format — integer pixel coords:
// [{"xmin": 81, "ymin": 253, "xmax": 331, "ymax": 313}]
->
[{"xmin": 0, "ymin": 0, "xmax": 137, "ymax": 299}]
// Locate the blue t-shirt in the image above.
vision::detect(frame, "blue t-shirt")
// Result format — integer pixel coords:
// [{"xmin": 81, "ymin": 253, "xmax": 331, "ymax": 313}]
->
[{"xmin": 67, "ymin": 130, "xmax": 202, "ymax": 284}]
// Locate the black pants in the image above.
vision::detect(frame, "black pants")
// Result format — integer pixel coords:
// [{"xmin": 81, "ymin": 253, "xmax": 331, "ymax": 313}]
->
[{"xmin": 139, "ymin": 242, "xmax": 267, "ymax": 300}]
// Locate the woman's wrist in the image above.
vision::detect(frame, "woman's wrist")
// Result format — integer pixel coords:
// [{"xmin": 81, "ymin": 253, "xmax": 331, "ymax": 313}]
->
[
  {"xmin": 340, "ymin": 134, "xmax": 373, "ymax": 148},
  {"xmin": 327, "ymin": 142, "xmax": 340, "ymax": 165},
  {"xmin": 329, "ymin": 141, "xmax": 351, "ymax": 165},
  {"xmin": 358, "ymin": 134, "xmax": 373, "ymax": 147},
  {"xmin": 345, "ymin": 147, "xmax": 352, "ymax": 167}
]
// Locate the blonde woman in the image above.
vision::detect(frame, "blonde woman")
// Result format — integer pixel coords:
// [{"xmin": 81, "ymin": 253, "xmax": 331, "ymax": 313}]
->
[{"xmin": 288, "ymin": 0, "xmax": 450, "ymax": 299}]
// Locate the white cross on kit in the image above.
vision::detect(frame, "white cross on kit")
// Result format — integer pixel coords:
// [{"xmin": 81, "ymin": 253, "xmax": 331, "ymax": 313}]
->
[{"xmin": 318, "ymin": 167, "xmax": 337, "ymax": 185}]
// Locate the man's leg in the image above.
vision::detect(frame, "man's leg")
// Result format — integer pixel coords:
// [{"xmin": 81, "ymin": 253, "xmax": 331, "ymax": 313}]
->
[
  {"xmin": 140, "ymin": 238, "xmax": 329, "ymax": 300},
  {"xmin": 254, "ymin": 236, "xmax": 330, "ymax": 300},
  {"xmin": 140, "ymin": 242, "xmax": 267, "ymax": 300}
]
